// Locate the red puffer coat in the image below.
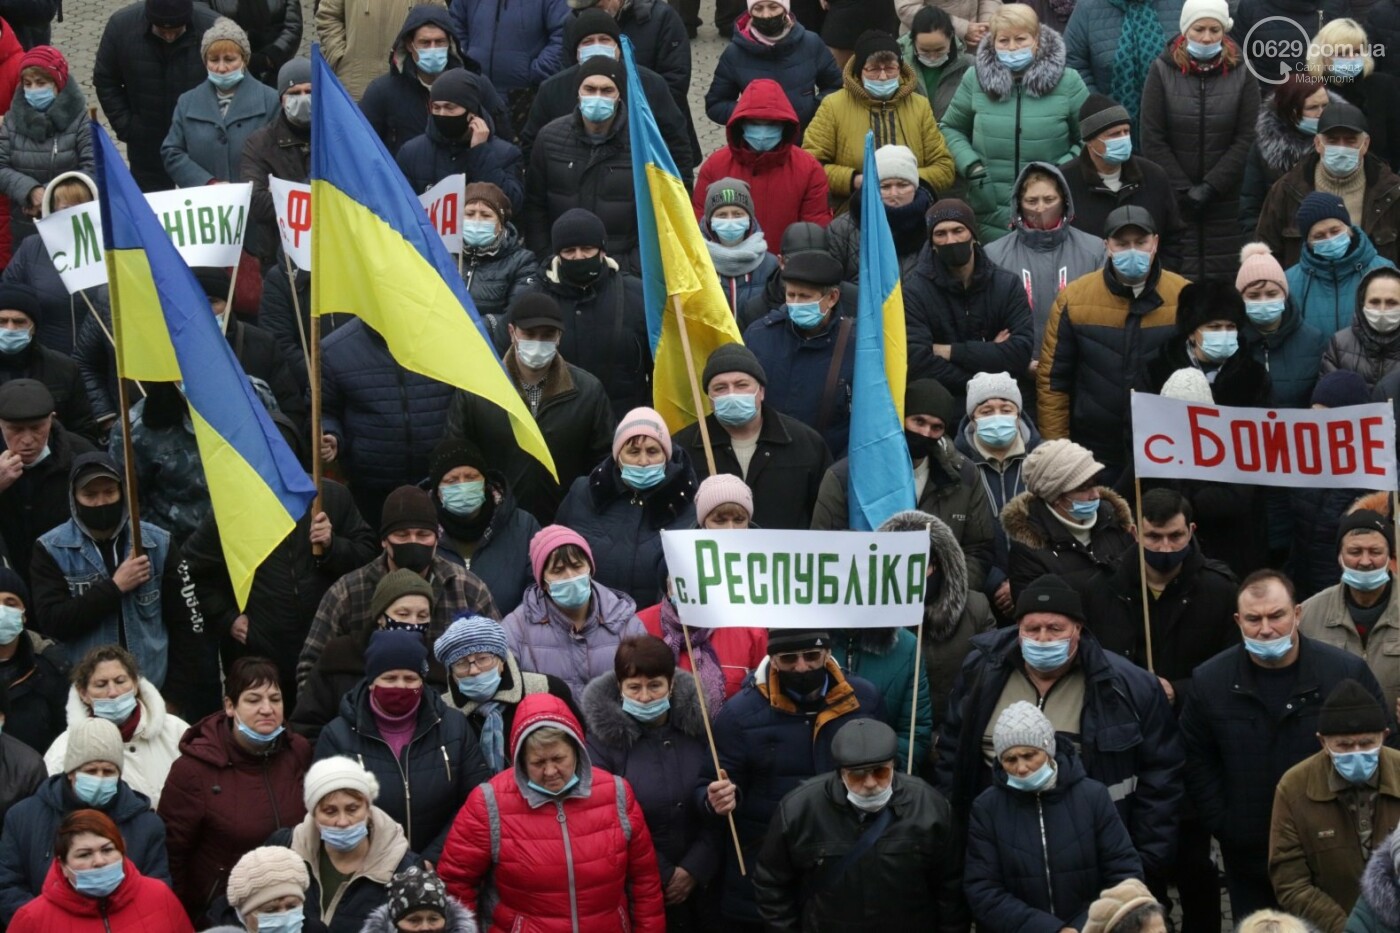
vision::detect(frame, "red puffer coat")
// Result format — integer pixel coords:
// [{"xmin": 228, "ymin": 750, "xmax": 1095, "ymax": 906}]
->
[
  {"xmin": 155, "ymin": 712, "xmax": 313, "ymax": 920},
  {"xmin": 9, "ymin": 859, "xmax": 193, "ymax": 932},
  {"xmin": 437, "ymin": 694, "xmax": 666, "ymax": 933}
]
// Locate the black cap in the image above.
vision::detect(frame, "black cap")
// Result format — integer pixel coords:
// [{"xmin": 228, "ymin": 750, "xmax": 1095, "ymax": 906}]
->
[
  {"xmin": 145, "ymin": 0, "xmax": 192, "ymax": 27},
  {"xmin": 1319, "ymin": 100, "xmax": 1369, "ymax": 135},
  {"xmin": 832, "ymin": 719, "xmax": 898, "ymax": 769},
  {"xmin": 71, "ymin": 453, "xmax": 121, "ymax": 492},
  {"xmin": 781, "ymin": 250, "xmax": 843, "ymax": 288},
  {"xmin": 0, "ymin": 566, "xmax": 29, "ymax": 607},
  {"xmin": 1104, "ymin": 205, "xmax": 1157, "ymax": 238},
  {"xmin": 0, "ymin": 378, "xmax": 54, "ymax": 421},
  {"xmin": 551, "ymin": 208, "xmax": 607, "ymax": 253},
  {"xmin": 1014, "ymin": 573, "xmax": 1086, "ymax": 623},
  {"xmin": 851, "ymin": 29, "xmax": 900, "ymax": 76},
  {"xmin": 767, "ymin": 629, "xmax": 831, "ymax": 655},
  {"xmin": 1318, "ymin": 679, "xmax": 1387, "ymax": 734},
  {"xmin": 780, "ymin": 222, "xmax": 827, "ymax": 256},
  {"xmin": 0, "ymin": 283, "xmax": 40, "ymax": 321},
  {"xmin": 1338, "ymin": 508, "xmax": 1395, "ymax": 553},
  {"xmin": 702, "ymin": 343, "xmax": 767, "ymax": 389},
  {"xmin": 507, "ymin": 293, "xmax": 564, "ymax": 330}
]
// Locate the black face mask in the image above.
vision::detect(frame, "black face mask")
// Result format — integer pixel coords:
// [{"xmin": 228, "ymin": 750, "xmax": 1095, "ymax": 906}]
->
[
  {"xmin": 935, "ymin": 239, "xmax": 974, "ymax": 268},
  {"xmin": 777, "ymin": 666, "xmax": 827, "ymax": 697},
  {"xmin": 432, "ymin": 113, "xmax": 470, "ymax": 140},
  {"xmin": 904, "ymin": 429, "xmax": 933, "ymax": 461},
  {"xmin": 751, "ymin": 13, "xmax": 787, "ymax": 35},
  {"xmin": 391, "ymin": 541, "xmax": 435, "ymax": 574},
  {"xmin": 1143, "ymin": 540, "xmax": 1193, "ymax": 572},
  {"xmin": 559, "ymin": 254, "xmax": 603, "ymax": 286},
  {"xmin": 77, "ymin": 501, "xmax": 124, "ymax": 535}
]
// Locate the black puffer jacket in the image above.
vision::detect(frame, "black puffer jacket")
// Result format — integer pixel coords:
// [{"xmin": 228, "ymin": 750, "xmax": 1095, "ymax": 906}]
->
[
  {"xmin": 522, "ymin": 107, "xmax": 639, "ymax": 273},
  {"xmin": 395, "ymin": 116, "xmax": 524, "ymax": 215},
  {"xmin": 1146, "ymin": 335, "xmax": 1273, "ymax": 408},
  {"xmin": 320, "ymin": 319, "xmax": 455, "ymax": 493},
  {"xmin": 1322, "ymin": 269, "xmax": 1400, "ymax": 388},
  {"xmin": 1058, "ymin": 150, "xmax": 1187, "ymax": 272},
  {"xmin": 434, "ymin": 473, "xmax": 540, "ymax": 615},
  {"xmin": 904, "ymin": 243, "xmax": 1035, "ymax": 394},
  {"xmin": 0, "ymin": 339, "xmax": 98, "ymax": 444},
  {"xmin": 461, "ymin": 224, "xmax": 537, "ymax": 324},
  {"xmin": 1372, "ymin": 0, "xmax": 1400, "ymax": 79},
  {"xmin": 256, "ymin": 263, "xmax": 353, "ymax": 393},
  {"xmin": 0, "ymin": 0, "xmax": 56, "ymax": 49},
  {"xmin": 0, "ymin": 735, "xmax": 42, "ymax": 830},
  {"xmin": 2, "ymin": 228, "xmax": 111, "ymax": 358},
  {"xmin": 238, "ymin": 112, "xmax": 310, "ymax": 264},
  {"xmin": 315, "ymin": 680, "xmax": 492, "ymax": 863},
  {"xmin": 0, "ymin": 631, "xmax": 69, "ymax": 756},
  {"xmin": 1000, "ymin": 487, "xmax": 1136, "ymax": 598},
  {"xmin": 1228, "ymin": 0, "xmax": 1350, "ymax": 86},
  {"xmin": 92, "ymin": 2, "xmax": 220, "ymax": 190},
  {"xmin": 197, "ymin": 0, "xmax": 302, "ymax": 85}
]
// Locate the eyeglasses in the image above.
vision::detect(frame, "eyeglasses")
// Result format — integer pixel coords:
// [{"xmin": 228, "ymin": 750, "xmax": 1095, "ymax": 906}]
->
[
  {"xmin": 844, "ymin": 764, "xmax": 894, "ymax": 781},
  {"xmin": 773, "ymin": 649, "xmax": 826, "ymax": 666},
  {"xmin": 862, "ymin": 64, "xmax": 899, "ymax": 78},
  {"xmin": 453, "ymin": 653, "xmax": 498, "ymax": 674}
]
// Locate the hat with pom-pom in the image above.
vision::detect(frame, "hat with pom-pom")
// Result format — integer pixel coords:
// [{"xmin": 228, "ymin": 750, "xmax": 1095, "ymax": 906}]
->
[
  {"xmin": 1161, "ymin": 368, "xmax": 1214, "ymax": 404},
  {"xmin": 1236, "ymin": 242, "xmax": 1288, "ymax": 295}
]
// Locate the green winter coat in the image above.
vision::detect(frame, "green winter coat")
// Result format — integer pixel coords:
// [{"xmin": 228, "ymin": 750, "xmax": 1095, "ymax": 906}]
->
[
  {"xmin": 939, "ymin": 25, "xmax": 1089, "ymax": 241},
  {"xmin": 835, "ymin": 628, "xmax": 933, "ymax": 769}
]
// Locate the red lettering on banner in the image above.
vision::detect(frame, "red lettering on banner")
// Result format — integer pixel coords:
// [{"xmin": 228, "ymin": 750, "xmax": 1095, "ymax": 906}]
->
[
  {"xmin": 1231, "ymin": 420, "xmax": 1261, "ymax": 471},
  {"xmin": 440, "ymin": 194, "xmax": 459, "ymax": 236},
  {"xmin": 1145, "ymin": 434, "xmax": 1174, "ymax": 464},
  {"xmin": 1294, "ymin": 422, "xmax": 1322, "ymax": 474},
  {"xmin": 285, "ymin": 190, "xmax": 310, "ymax": 247},
  {"xmin": 1328, "ymin": 420, "xmax": 1356, "ymax": 474},
  {"xmin": 1261, "ymin": 415, "xmax": 1291, "ymax": 472},
  {"xmin": 1362, "ymin": 416, "xmax": 1387, "ymax": 476},
  {"xmin": 1187, "ymin": 406, "xmax": 1225, "ymax": 466}
]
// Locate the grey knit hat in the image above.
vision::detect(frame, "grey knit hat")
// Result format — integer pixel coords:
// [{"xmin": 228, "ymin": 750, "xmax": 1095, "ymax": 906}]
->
[
  {"xmin": 965, "ymin": 371, "xmax": 1021, "ymax": 416},
  {"xmin": 993, "ymin": 701, "xmax": 1056, "ymax": 759},
  {"xmin": 1078, "ymin": 93, "xmax": 1131, "ymax": 141},
  {"xmin": 434, "ymin": 615, "xmax": 508, "ymax": 667},
  {"xmin": 200, "ymin": 17, "xmax": 251, "ymax": 61},
  {"xmin": 704, "ymin": 177, "xmax": 755, "ymax": 225},
  {"xmin": 63, "ymin": 717, "xmax": 124, "ymax": 773},
  {"xmin": 277, "ymin": 57, "xmax": 312, "ymax": 94},
  {"xmin": 1022, "ymin": 438, "xmax": 1103, "ymax": 501}
]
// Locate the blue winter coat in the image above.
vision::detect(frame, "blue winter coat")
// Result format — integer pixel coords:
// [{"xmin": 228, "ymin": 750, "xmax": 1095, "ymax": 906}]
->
[
  {"xmin": 320, "ymin": 320, "xmax": 455, "ymax": 493},
  {"xmin": 703, "ymin": 20, "xmax": 842, "ymax": 129},
  {"xmin": 434, "ymin": 473, "xmax": 540, "ymax": 614},
  {"xmin": 744, "ymin": 301, "xmax": 855, "ymax": 458},
  {"xmin": 447, "ymin": 0, "xmax": 568, "ymax": 92},
  {"xmin": 161, "ymin": 76, "xmax": 280, "ymax": 186},
  {"xmin": 1287, "ymin": 226, "xmax": 1397, "ymax": 338},
  {"xmin": 2, "ymin": 234, "xmax": 110, "ymax": 359},
  {"xmin": 964, "ymin": 748, "xmax": 1144, "ymax": 933},
  {"xmin": 314, "ymin": 680, "xmax": 492, "ymax": 863},
  {"xmin": 0, "ymin": 774, "xmax": 170, "ymax": 924},
  {"xmin": 394, "ymin": 117, "xmax": 524, "ymax": 216},
  {"xmin": 1244, "ymin": 298, "xmax": 1328, "ymax": 408}
]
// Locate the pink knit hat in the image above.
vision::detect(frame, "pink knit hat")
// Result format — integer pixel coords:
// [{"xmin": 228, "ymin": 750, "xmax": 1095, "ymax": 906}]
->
[
  {"xmin": 695, "ymin": 474, "xmax": 753, "ymax": 523},
  {"xmin": 529, "ymin": 525, "xmax": 594, "ymax": 584},
  {"xmin": 612, "ymin": 407, "xmax": 672, "ymax": 461},
  {"xmin": 1236, "ymin": 242, "xmax": 1288, "ymax": 296}
]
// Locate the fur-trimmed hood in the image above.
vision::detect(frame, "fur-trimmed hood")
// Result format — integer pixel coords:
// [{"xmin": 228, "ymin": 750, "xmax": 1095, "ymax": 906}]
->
[
  {"xmin": 973, "ymin": 25, "xmax": 1068, "ymax": 101},
  {"xmin": 878, "ymin": 509, "xmax": 970, "ymax": 641},
  {"xmin": 1359, "ymin": 829, "xmax": 1400, "ymax": 926},
  {"xmin": 1000, "ymin": 487, "xmax": 1133, "ymax": 550},
  {"xmin": 580, "ymin": 669, "xmax": 707, "ymax": 749},
  {"xmin": 362, "ymin": 896, "xmax": 479, "ymax": 933},
  {"xmin": 1255, "ymin": 90, "xmax": 1342, "ymax": 173}
]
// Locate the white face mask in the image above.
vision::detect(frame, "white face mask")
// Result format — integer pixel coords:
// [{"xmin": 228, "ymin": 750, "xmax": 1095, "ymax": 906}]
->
[
  {"xmin": 515, "ymin": 339, "xmax": 558, "ymax": 369},
  {"xmin": 846, "ymin": 783, "xmax": 893, "ymax": 812},
  {"xmin": 1364, "ymin": 306, "xmax": 1400, "ymax": 333}
]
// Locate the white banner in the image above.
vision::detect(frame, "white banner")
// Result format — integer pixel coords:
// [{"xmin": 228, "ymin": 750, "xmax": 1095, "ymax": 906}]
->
[
  {"xmin": 1131, "ymin": 393, "xmax": 1396, "ymax": 490},
  {"xmin": 659, "ymin": 529, "xmax": 928, "ymax": 629},
  {"xmin": 36, "ymin": 184, "xmax": 253, "ymax": 294},
  {"xmin": 420, "ymin": 174, "xmax": 464, "ymax": 255}
]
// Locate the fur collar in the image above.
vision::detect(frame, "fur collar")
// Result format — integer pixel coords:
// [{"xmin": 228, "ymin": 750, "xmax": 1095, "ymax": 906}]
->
[
  {"xmin": 841, "ymin": 58, "xmax": 921, "ymax": 106},
  {"xmin": 973, "ymin": 25, "xmax": 1068, "ymax": 101},
  {"xmin": 1360, "ymin": 832, "xmax": 1400, "ymax": 925},
  {"xmin": 8, "ymin": 80, "xmax": 86, "ymax": 139},
  {"xmin": 1000, "ymin": 487, "xmax": 1133, "ymax": 550},
  {"xmin": 362, "ymin": 898, "xmax": 478, "ymax": 933},
  {"xmin": 581, "ymin": 670, "xmax": 707, "ymax": 748},
  {"xmin": 1255, "ymin": 90, "xmax": 1341, "ymax": 172},
  {"xmin": 877, "ymin": 509, "xmax": 969, "ymax": 642}
]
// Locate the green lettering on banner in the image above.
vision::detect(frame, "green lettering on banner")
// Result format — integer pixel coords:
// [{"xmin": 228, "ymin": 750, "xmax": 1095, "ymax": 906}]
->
[
  {"xmin": 817, "ymin": 553, "xmax": 839, "ymax": 603},
  {"xmin": 747, "ymin": 552, "xmax": 769, "ymax": 605},
  {"xmin": 695, "ymin": 540, "xmax": 721, "ymax": 605},
  {"xmin": 217, "ymin": 205, "xmax": 235, "ymax": 242},
  {"xmin": 770, "ymin": 551, "xmax": 790, "ymax": 604},
  {"xmin": 793, "ymin": 552, "xmax": 814, "ymax": 604},
  {"xmin": 723, "ymin": 551, "xmax": 745, "ymax": 604},
  {"xmin": 906, "ymin": 553, "xmax": 928, "ymax": 603},
  {"xmin": 162, "ymin": 209, "xmax": 185, "ymax": 247},
  {"xmin": 197, "ymin": 206, "xmax": 216, "ymax": 243},
  {"xmin": 673, "ymin": 577, "xmax": 690, "ymax": 604},
  {"xmin": 72, "ymin": 212, "xmax": 101, "ymax": 268},
  {"xmin": 867, "ymin": 546, "xmax": 878, "ymax": 605},
  {"xmin": 842, "ymin": 557, "xmax": 864, "ymax": 605},
  {"xmin": 233, "ymin": 206, "xmax": 246, "ymax": 242},
  {"xmin": 881, "ymin": 554, "xmax": 902, "ymax": 603}
]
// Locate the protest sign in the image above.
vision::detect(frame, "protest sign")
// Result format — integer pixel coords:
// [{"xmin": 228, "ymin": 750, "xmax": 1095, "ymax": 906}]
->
[
  {"xmin": 420, "ymin": 174, "xmax": 464, "ymax": 254},
  {"xmin": 660, "ymin": 529, "xmax": 928, "ymax": 629},
  {"xmin": 36, "ymin": 201, "xmax": 106, "ymax": 292},
  {"xmin": 1131, "ymin": 393, "xmax": 1396, "ymax": 490}
]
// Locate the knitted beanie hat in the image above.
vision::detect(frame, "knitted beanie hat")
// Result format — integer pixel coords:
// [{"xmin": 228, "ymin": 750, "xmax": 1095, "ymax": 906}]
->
[
  {"xmin": 277, "ymin": 57, "xmax": 312, "ymax": 94},
  {"xmin": 1014, "ymin": 572, "xmax": 1086, "ymax": 623},
  {"xmin": 387, "ymin": 866, "xmax": 450, "ymax": 923},
  {"xmin": 613, "ymin": 406, "xmax": 673, "ymax": 460},
  {"xmin": 20, "ymin": 46, "xmax": 67, "ymax": 91},
  {"xmin": 993, "ymin": 700, "xmax": 1056, "ymax": 759},
  {"xmin": 364, "ymin": 628, "xmax": 429, "ymax": 682},
  {"xmin": 965, "ymin": 371, "xmax": 1021, "ymax": 416},
  {"xmin": 1318, "ymin": 678, "xmax": 1387, "ymax": 734},
  {"xmin": 1078, "ymin": 93, "xmax": 1131, "ymax": 141},
  {"xmin": 695, "ymin": 474, "xmax": 754, "ymax": 523},
  {"xmin": 303, "ymin": 755, "xmax": 380, "ymax": 810},
  {"xmin": 566, "ymin": 8, "xmax": 621, "ymax": 51},
  {"xmin": 0, "ymin": 566, "xmax": 28, "ymax": 607},
  {"xmin": 905, "ymin": 378, "xmax": 959, "ymax": 427},
  {"xmin": 1022, "ymin": 438, "xmax": 1103, "ymax": 501},
  {"xmin": 429, "ymin": 68, "xmax": 482, "ymax": 115},
  {"xmin": 529, "ymin": 525, "xmax": 595, "ymax": 585},
  {"xmin": 463, "ymin": 181, "xmax": 510, "ymax": 220},
  {"xmin": 702, "ymin": 342, "xmax": 767, "ymax": 389},
  {"xmin": 369, "ymin": 568, "xmax": 435, "ymax": 622},
  {"xmin": 200, "ymin": 17, "xmax": 252, "ymax": 61},
  {"xmin": 703, "ymin": 177, "xmax": 756, "ymax": 225},
  {"xmin": 379, "ymin": 486, "xmax": 438, "ymax": 538},
  {"xmin": 434, "ymin": 615, "xmax": 509, "ymax": 667},
  {"xmin": 1236, "ymin": 242, "xmax": 1288, "ymax": 296},
  {"xmin": 226, "ymin": 846, "xmax": 309, "ymax": 915},
  {"xmin": 874, "ymin": 145, "xmax": 919, "ymax": 186},
  {"xmin": 1179, "ymin": 0, "xmax": 1232, "ymax": 33},
  {"xmin": 1311, "ymin": 369, "xmax": 1369, "ymax": 408},
  {"xmin": 63, "ymin": 717, "xmax": 124, "ymax": 773},
  {"xmin": 428, "ymin": 437, "xmax": 489, "ymax": 491},
  {"xmin": 1296, "ymin": 191, "xmax": 1350, "ymax": 237},
  {"xmin": 851, "ymin": 29, "xmax": 900, "ymax": 76},
  {"xmin": 1161, "ymin": 368, "xmax": 1214, "ymax": 403},
  {"xmin": 1083, "ymin": 879, "xmax": 1159, "ymax": 933},
  {"xmin": 145, "ymin": 0, "xmax": 193, "ymax": 28},
  {"xmin": 925, "ymin": 198, "xmax": 977, "ymax": 234},
  {"xmin": 551, "ymin": 208, "xmax": 607, "ymax": 253}
]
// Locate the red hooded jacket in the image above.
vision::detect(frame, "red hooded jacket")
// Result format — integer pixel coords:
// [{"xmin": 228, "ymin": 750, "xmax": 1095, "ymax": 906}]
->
[
  {"xmin": 437, "ymin": 693, "xmax": 666, "ymax": 933},
  {"xmin": 0, "ymin": 19, "xmax": 24, "ymax": 269},
  {"xmin": 694, "ymin": 78, "xmax": 832, "ymax": 254},
  {"xmin": 9, "ymin": 859, "xmax": 193, "ymax": 933}
]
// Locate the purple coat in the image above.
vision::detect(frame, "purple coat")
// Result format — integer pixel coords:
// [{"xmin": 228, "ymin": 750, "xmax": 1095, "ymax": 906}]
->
[{"xmin": 501, "ymin": 583, "xmax": 646, "ymax": 699}]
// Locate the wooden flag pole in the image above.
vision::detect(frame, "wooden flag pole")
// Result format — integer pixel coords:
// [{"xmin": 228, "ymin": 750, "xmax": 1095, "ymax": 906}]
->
[
  {"xmin": 672, "ymin": 295, "xmax": 717, "ymax": 475},
  {"xmin": 908, "ymin": 522, "xmax": 931, "ymax": 774},
  {"xmin": 115, "ymin": 375, "xmax": 144, "ymax": 558},
  {"xmin": 284, "ymin": 254, "xmax": 310, "ymax": 372},
  {"xmin": 219, "ymin": 262, "xmax": 239, "ymax": 336},
  {"xmin": 682, "ymin": 620, "xmax": 746, "ymax": 876},
  {"xmin": 77, "ymin": 292, "xmax": 145, "ymax": 397},
  {"xmin": 1134, "ymin": 475, "xmax": 1156, "ymax": 674}
]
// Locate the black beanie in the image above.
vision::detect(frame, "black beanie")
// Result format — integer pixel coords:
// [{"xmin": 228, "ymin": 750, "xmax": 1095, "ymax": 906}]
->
[
  {"xmin": 429, "ymin": 68, "xmax": 482, "ymax": 115},
  {"xmin": 0, "ymin": 283, "xmax": 40, "ymax": 321},
  {"xmin": 1318, "ymin": 679, "xmax": 1387, "ymax": 734},
  {"xmin": 905, "ymin": 378, "xmax": 958, "ymax": 428},
  {"xmin": 428, "ymin": 437, "xmax": 489, "ymax": 490},
  {"xmin": 1338, "ymin": 508, "xmax": 1395, "ymax": 553},
  {"xmin": 551, "ymin": 208, "xmax": 607, "ymax": 253},
  {"xmin": 851, "ymin": 29, "xmax": 900, "ymax": 76},
  {"xmin": 1014, "ymin": 573, "xmax": 1086, "ymax": 623},
  {"xmin": 702, "ymin": 343, "xmax": 767, "ymax": 389},
  {"xmin": 577, "ymin": 56, "xmax": 626, "ymax": 99},
  {"xmin": 567, "ymin": 9, "xmax": 621, "ymax": 54}
]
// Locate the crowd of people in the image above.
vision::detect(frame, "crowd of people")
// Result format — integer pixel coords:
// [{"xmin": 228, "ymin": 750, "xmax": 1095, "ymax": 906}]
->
[{"xmin": 0, "ymin": 0, "xmax": 1397, "ymax": 928}]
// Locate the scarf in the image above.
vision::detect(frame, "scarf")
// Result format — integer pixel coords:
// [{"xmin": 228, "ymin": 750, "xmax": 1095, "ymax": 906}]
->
[
  {"xmin": 707, "ymin": 230, "xmax": 770, "ymax": 277},
  {"xmin": 660, "ymin": 597, "xmax": 727, "ymax": 713},
  {"xmin": 887, "ymin": 188, "xmax": 934, "ymax": 256},
  {"xmin": 476, "ymin": 702, "xmax": 507, "ymax": 771},
  {"xmin": 1316, "ymin": 160, "xmax": 1367, "ymax": 231},
  {"xmin": 755, "ymin": 658, "xmax": 861, "ymax": 739},
  {"xmin": 1108, "ymin": 0, "xmax": 1165, "ymax": 130}
]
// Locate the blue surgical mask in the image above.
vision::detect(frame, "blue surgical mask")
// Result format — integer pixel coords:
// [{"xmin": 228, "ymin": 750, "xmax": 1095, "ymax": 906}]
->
[
  {"xmin": 1005, "ymin": 759, "xmax": 1056, "ymax": 792},
  {"xmin": 416, "ymin": 46, "xmax": 449, "ymax": 74},
  {"xmin": 788, "ymin": 300, "xmax": 826, "ymax": 329},
  {"xmin": 548, "ymin": 572, "xmax": 592, "ymax": 609},
  {"xmin": 1297, "ymin": 116, "xmax": 1319, "ymax": 135},
  {"xmin": 457, "ymin": 668, "xmax": 501, "ymax": 700},
  {"xmin": 579, "ymin": 95, "xmax": 617, "ymax": 122},
  {"xmin": 0, "ymin": 328, "xmax": 31, "ymax": 354},
  {"xmin": 713, "ymin": 392, "xmax": 758, "ymax": 426},
  {"xmin": 622, "ymin": 695, "xmax": 671, "ymax": 721},
  {"xmin": 70, "ymin": 858, "xmax": 124, "ymax": 898},
  {"xmin": 997, "ymin": 47, "xmax": 1034, "ymax": 71},
  {"xmin": 23, "ymin": 87, "xmax": 54, "ymax": 111},
  {"xmin": 975, "ymin": 414, "xmax": 1019, "ymax": 448},
  {"xmin": 440, "ymin": 480, "xmax": 486, "ymax": 516},
  {"xmin": 577, "ymin": 42, "xmax": 614, "ymax": 62},
  {"xmin": 208, "ymin": 68, "xmax": 245, "ymax": 90},
  {"xmin": 528, "ymin": 773, "xmax": 581, "ymax": 797},
  {"xmin": 1332, "ymin": 57, "xmax": 1365, "ymax": 79},
  {"xmin": 1101, "ymin": 135, "xmax": 1133, "ymax": 165},
  {"xmin": 1333, "ymin": 747, "xmax": 1380, "ymax": 783},
  {"xmin": 1198, "ymin": 330, "xmax": 1239, "ymax": 362},
  {"xmin": 743, "ymin": 123, "xmax": 784, "ymax": 152},
  {"xmin": 711, "ymin": 217, "xmax": 750, "ymax": 243},
  {"xmin": 91, "ymin": 690, "xmax": 138, "ymax": 723},
  {"xmin": 320, "ymin": 819, "xmax": 369, "ymax": 851},
  {"xmin": 1323, "ymin": 144, "xmax": 1361, "ymax": 175},
  {"xmin": 0, "ymin": 605, "xmax": 22, "ymax": 644},
  {"xmin": 73, "ymin": 772, "xmax": 119, "ymax": 807},
  {"xmin": 1312, "ymin": 229, "xmax": 1352, "ymax": 260},
  {"xmin": 1067, "ymin": 497, "xmax": 1101, "ymax": 521},
  {"xmin": 1021, "ymin": 637, "xmax": 1072, "ymax": 672},
  {"xmin": 235, "ymin": 717, "xmax": 285, "ymax": 747},
  {"xmin": 1111, "ymin": 248, "xmax": 1152, "ymax": 280},
  {"xmin": 1245, "ymin": 298, "xmax": 1286, "ymax": 325},
  {"xmin": 1343, "ymin": 566, "xmax": 1391, "ymax": 592},
  {"xmin": 254, "ymin": 908, "xmax": 304, "ymax": 933},
  {"xmin": 1186, "ymin": 39, "xmax": 1222, "ymax": 60},
  {"xmin": 620, "ymin": 463, "xmax": 666, "ymax": 490},
  {"xmin": 1244, "ymin": 631, "xmax": 1294, "ymax": 661},
  {"xmin": 862, "ymin": 77, "xmax": 899, "ymax": 99},
  {"xmin": 462, "ymin": 219, "xmax": 498, "ymax": 248}
]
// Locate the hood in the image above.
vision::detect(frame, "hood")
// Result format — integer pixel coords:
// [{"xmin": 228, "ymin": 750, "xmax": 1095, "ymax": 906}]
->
[
  {"xmin": 1001, "ymin": 487, "xmax": 1133, "ymax": 550},
  {"xmin": 841, "ymin": 57, "xmax": 922, "ymax": 105},
  {"xmin": 508, "ymin": 693, "xmax": 596, "ymax": 806},
  {"xmin": 290, "ymin": 805, "xmax": 408, "ymax": 879},
  {"xmin": 1298, "ymin": 223, "xmax": 1380, "ymax": 274},
  {"xmin": 581, "ymin": 670, "xmax": 707, "ymax": 748},
  {"xmin": 64, "ymin": 676, "xmax": 168, "ymax": 738},
  {"xmin": 176, "ymin": 710, "xmax": 243, "ymax": 768},
  {"xmin": 1007, "ymin": 161, "xmax": 1078, "ymax": 245},
  {"xmin": 973, "ymin": 25, "xmax": 1068, "ymax": 101},
  {"xmin": 1361, "ymin": 829, "xmax": 1400, "ymax": 926},
  {"xmin": 877, "ymin": 509, "xmax": 969, "ymax": 641},
  {"xmin": 67, "ymin": 451, "xmax": 130, "ymax": 542},
  {"xmin": 1350, "ymin": 266, "xmax": 1400, "ymax": 355},
  {"xmin": 724, "ymin": 78, "xmax": 800, "ymax": 157},
  {"xmin": 363, "ymin": 898, "xmax": 478, "ymax": 933},
  {"xmin": 390, "ymin": 6, "xmax": 472, "ymax": 77},
  {"xmin": 40, "ymin": 170, "xmax": 98, "ymax": 219}
]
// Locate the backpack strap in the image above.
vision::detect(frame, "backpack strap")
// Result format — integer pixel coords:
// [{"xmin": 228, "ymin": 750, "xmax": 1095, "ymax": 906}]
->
[
  {"xmin": 817, "ymin": 315, "xmax": 854, "ymax": 435},
  {"xmin": 481, "ymin": 783, "xmax": 502, "ymax": 863},
  {"xmin": 613, "ymin": 775, "xmax": 631, "ymax": 843}
]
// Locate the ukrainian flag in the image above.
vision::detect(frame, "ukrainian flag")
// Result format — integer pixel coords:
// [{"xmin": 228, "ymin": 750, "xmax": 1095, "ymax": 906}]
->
[
  {"xmin": 94, "ymin": 124, "xmax": 316, "ymax": 608},
  {"xmin": 848, "ymin": 132, "xmax": 915, "ymax": 531},
  {"xmin": 308, "ymin": 47, "xmax": 556, "ymax": 479},
  {"xmin": 622, "ymin": 37, "xmax": 744, "ymax": 432}
]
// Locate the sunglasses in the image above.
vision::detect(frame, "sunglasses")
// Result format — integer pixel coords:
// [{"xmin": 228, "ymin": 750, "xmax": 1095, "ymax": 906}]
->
[
  {"xmin": 844, "ymin": 764, "xmax": 894, "ymax": 781},
  {"xmin": 773, "ymin": 650, "xmax": 826, "ymax": 666}
]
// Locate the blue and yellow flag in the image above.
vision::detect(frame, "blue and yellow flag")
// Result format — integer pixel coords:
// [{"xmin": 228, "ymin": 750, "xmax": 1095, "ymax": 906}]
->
[
  {"xmin": 94, "ymin": 124, "xmax": 316, "ymax": 608},
  {"xmin": 622, "ymin": 37, "xmax": 744, "ymax": 432},
  {"xmin": 848, "ymin": 132, "xmax": 915, "ymax": 531},
  {"xmin": 308, "ymin": 47, "xmax": 555, "ymax": 479}
]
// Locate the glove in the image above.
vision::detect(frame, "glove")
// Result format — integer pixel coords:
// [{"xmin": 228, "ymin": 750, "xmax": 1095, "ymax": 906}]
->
[
  {"xmin": 966, "ymin": 162, "xmax": 987, "ymax": 180},
  {"xmin": 1185, "ymin": 182, "xmax": 1214, "ymax": 214}
]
